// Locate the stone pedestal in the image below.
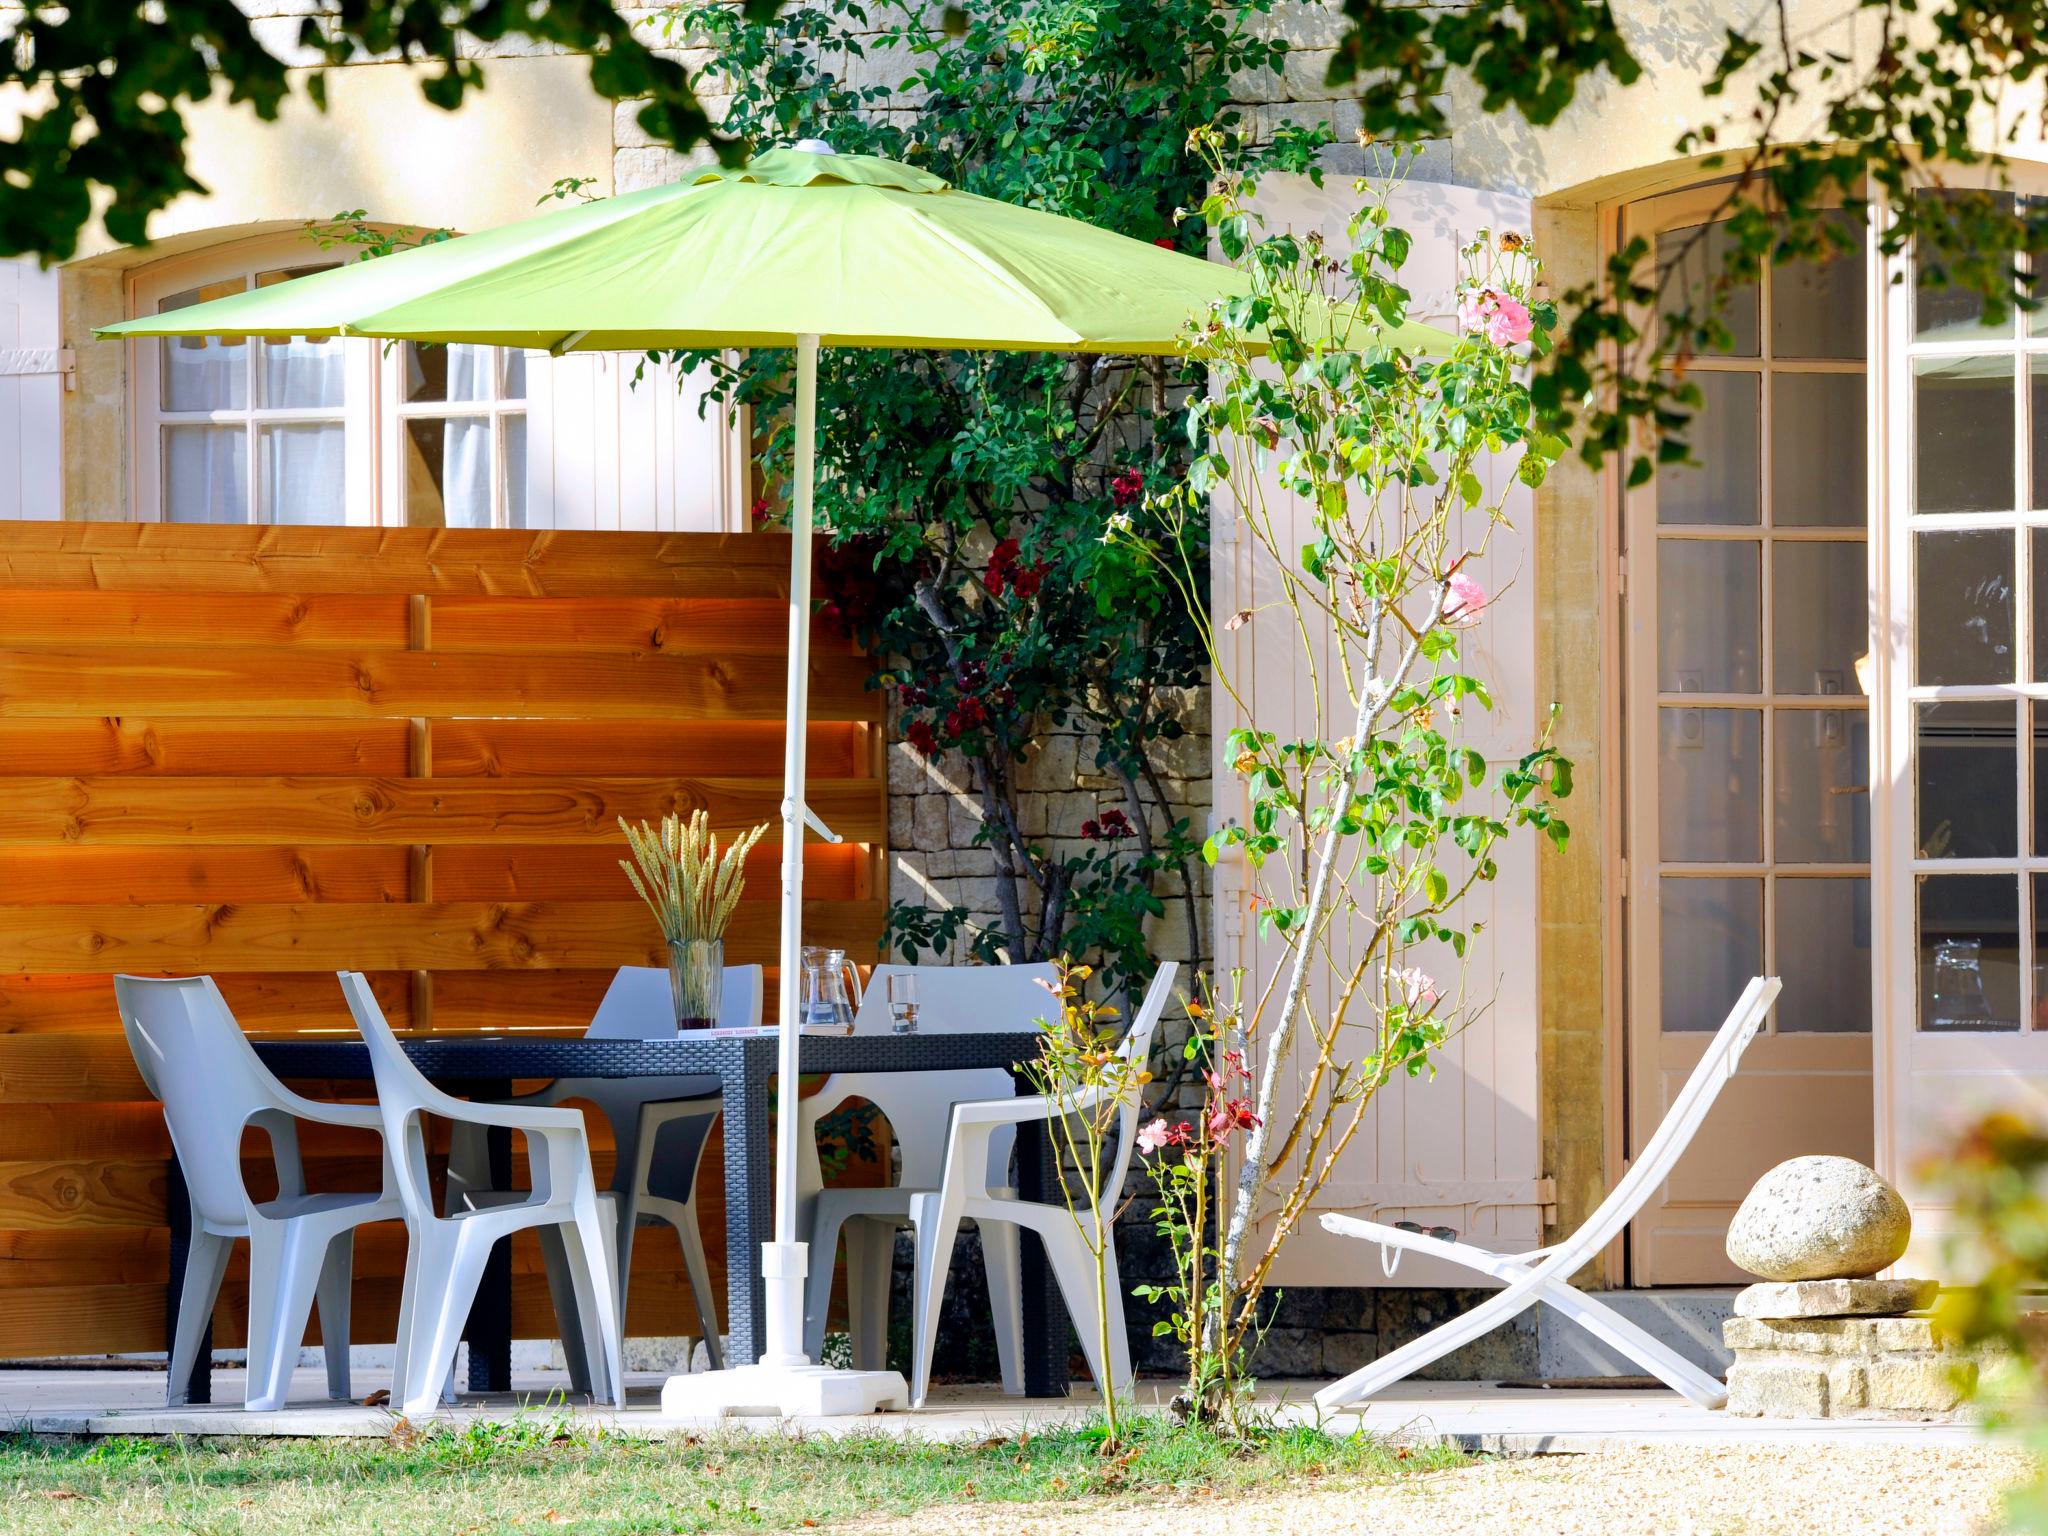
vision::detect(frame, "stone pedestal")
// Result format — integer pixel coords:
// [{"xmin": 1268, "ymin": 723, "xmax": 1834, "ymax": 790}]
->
[{"xmin": 1722, "ymin": 1281, "xmax": 1972, "ymax": 1419}]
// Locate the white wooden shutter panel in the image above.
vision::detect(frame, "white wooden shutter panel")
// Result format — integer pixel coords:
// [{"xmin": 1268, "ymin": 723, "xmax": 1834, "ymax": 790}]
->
[
  {"xmin": 523, "ymin": 349, "xmax": 747, "ymax": 531},
  {"xmin": 0, "ymin": 259, "xmax": 65, "ymax": 521},
  {"xmin": 1214, "ymin": 175, "xmax": 1549, "ymax": 1287}
]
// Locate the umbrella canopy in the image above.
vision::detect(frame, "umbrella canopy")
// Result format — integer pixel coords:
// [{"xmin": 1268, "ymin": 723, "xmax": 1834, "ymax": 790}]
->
[
  {"xmin": 99, "ymin": 147, "xmax": 1454, "ymax": 357},
  {"xmin": 95, "ymin": 145, "xmax": 1454, "ymax": 1409}
]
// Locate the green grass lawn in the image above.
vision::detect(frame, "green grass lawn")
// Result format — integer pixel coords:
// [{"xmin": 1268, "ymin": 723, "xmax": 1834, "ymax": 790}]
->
[{"xmin": 0, "ymin": 1414, "xmax": 1466, "ymax": 1535}]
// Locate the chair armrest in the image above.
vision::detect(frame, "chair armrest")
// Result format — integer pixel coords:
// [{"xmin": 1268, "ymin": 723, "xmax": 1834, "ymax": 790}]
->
[
  {"xmin": 434, "ymin": 1098, "xmax": 588, "ymax": 1135},
  {"xmin": 947, "ymin": 1091, "xmax": 1086, "ymax": 1129},
  {"xmin": 276, "ymin": 1095, "xmax": 386, "ymax": 1134}
]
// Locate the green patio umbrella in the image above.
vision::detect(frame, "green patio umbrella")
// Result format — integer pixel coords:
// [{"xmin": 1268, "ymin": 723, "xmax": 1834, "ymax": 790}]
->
[{"xmin": 101, "ymin": 143, "xmax": 1456, "ymax": 1417}]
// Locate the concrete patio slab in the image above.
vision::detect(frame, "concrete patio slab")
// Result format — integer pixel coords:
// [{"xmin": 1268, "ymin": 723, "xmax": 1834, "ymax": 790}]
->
[{"xmin": 0, "ymin": 1366, "xmax": 1985, "ymax": 1454}]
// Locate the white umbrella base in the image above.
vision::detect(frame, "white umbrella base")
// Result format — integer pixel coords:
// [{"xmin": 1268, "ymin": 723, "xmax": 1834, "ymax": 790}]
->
[{"xmin": 658, "ymin": 1363, "xmax": 909, "ymax": 1418}]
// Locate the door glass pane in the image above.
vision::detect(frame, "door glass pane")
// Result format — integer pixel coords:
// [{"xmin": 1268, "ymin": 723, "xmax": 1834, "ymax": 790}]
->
[
  {"xmin": 162, "ymin": 425, "xmax": 247, "ymax": 523},
  {"xmin": 2034, "ymin": 701, "xmax": 2048, "ymax": 857},
  {"xmin": 1659, "ymin": 707, "xmax": 1762, "ymax": 862},
  {"xmin": 1775, "ymin": 708, "xmax": 1869, "ymax": 863},
  {"xmin": 1658, "ymin": 540, "xmax": 1760, "ymax": 693},
  {"xmin": 259, "ymin": 425, "xmax": 345, "ymax": 525},
  {"xmin": 1918, "ymin": 874, "xmax": 2021, "ymax": 1031},
  {"xmin": 2029, "ymin": 358, "xmax": 2048, "ymax": 511},
  {"xmin": 1772, "ymin": 541, "xmax": 1865, "ymax": 694},
  {"xmin": 1772, "ymin": 373, "xmax": 1865, "ymax": 527},
  {"xmin": 1659, "ymin": 222, "xmax": 1760, "ymax": 356},
  {"xmin": 1661, "ymin": 878, "xmax": 1763, "ymax": 1032},
  {"xmin": 405, "ymin": 417, "xmax": 492, "ymax": 528},
  {"xmin": 502, "ymin": 349, "xmax": 528, "ymax": 400},
  {"xmin": 405, "ymin": 343, "xmax": 494, "ymax": 404},
  {"xmin": 1776, "ymin": 877, "xmax": 1872, "ymax": 1032},
  {"xmin": 1915, "ymin": 190, "xmax": 2018, "ymax": 343},
  {"xmin": 1772, "ymin": 210, "xmax": 1867, "ymax": 360},
  {"xmin": 159, "ymin": 278, "xmax": 248, "ymax": 412},
  {"xmin": 1916, "ymin": 700, "xmax": 2018, "ymax": 858},
  {"xmin": 1914, "ymin": 354, "xmax": 2016, "ymax": 513},
  {"xmin": 1915, "ymin": 529, "xmax": 2015, "ymax": 685},
  {"xmin": 1658, "ymin": 372, "xmax": 1761, "ymax": 525},
  {"xmin": 504, "ymin": 415, "xmax": 528, "ymax": 529},
  {"xmin": 2033, "ymin": 875, "xmax": 2048, "ymax": 1029},
  {"xmin": 2033, "ymin": 529, "xmax": 2048, "ymax": 682}
]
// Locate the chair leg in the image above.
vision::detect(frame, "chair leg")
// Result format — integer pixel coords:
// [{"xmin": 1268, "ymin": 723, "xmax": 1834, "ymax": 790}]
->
[
  {"xmin": 536, "ymin": 1224, "xmax": 594, "ymax": 1397},
  {"xmin": 1533, "ymin": 1279, "xmax": 1730, "ymax": 1409},
  {"xmin": 1038, "ymin": 1221, "xmax": 1113, "ymax": 1401},
  {"xmin": 907, "ymin": 1193, "xmax": 963, "ymax": 1408},
  {"xmin": 845, "ymin": 1218, "xmax": 897, "ymax": 1374},
  {"xmin": 560, "ymin": 1193, "xmax": 624, "ymax": 1407},
  {"xmin": 1312, "ymin": 1279, "xmax": 1546, "ymax": 1412},
  {"xmin": 977, "ymin": 1220, "xmax": 1023, "ymax": 1395},
  {"xmin": 671, "ymin": 1201, "xmax": 722, "ymax": 1373},
  {"xmin": 803, "ymin": 1207, "xmax": 850, "ymax": 1366},
  {"xmin": 244, "ymin": 1220, "xmax": 328, "ymax": 1413},
  {"xmin": 315, "ymin": 1229, "xmax": 356, "ymax": 1402},
  {"xmin": 399, "ymin": 1222, "xmax": 497, "ymax": 1419},
  {"xmin": 168, "ymin": 1229, "xmax": 233, "ymax": 1408}
]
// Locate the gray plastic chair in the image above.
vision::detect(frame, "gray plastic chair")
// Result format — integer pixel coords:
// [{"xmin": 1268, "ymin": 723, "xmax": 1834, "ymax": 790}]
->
[
  {"xmin": 337, "ymin": 971, "xmax": 624, "ymax": 1417},
  {"xmin": 907, "ymin": 962, "xmax": 1177, "ymax": 1408},
  {"xmin": 443, "ymin": 964, "xmax": 756, "ymax": 1383},
  {"xmin": 114, "ymin": 974, "xmax": 402, "ymax": 1411},
  {"xmin": 798, "ymin": 961, "xmax": 1057, "ymax": 1378}
]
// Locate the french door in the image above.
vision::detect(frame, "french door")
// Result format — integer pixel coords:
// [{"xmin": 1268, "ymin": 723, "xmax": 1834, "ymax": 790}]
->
[
  {"xmin": 1621, "ymin": 184, "xmax": 1876, "ymax": 1284},
  {"xmin": 1879, "ymin": 183, "xmax": 2048, "ymax": 1271}
]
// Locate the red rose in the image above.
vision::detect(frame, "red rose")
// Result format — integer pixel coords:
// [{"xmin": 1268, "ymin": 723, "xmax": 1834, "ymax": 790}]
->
[{"xmin": 905, "ymin": 718, "xmax": 939, "ymax": 758}]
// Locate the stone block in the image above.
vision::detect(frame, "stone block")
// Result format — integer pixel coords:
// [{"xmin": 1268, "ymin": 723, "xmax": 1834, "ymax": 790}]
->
[
  {"xmin": 1725, "ymin": 1361, "xmax": 1829, "ymax": 1419},
  {"xmin": 1722, "ymin": 1315, "xmax": 1942, "ymax": 1356},
  {"xmin": 1866, "ymin": 1358, "xmax": 1975, "ymax": 1413},
  {"xmin": 613, "ymin": 146, "xmax": 692, "ymax": 194},
  {"xmin": 888, "ymin": 794, "xmax": 916, "ymax": 847},
  {"xmin": 912, "ymin": 794, "xmax": 952, "ymax": 853},
  {"xmin": 1826, "ymin": 1362, "xmax": 1869, "ymax": 1413},
  {"xmin": 947, "ymin": 793, "xmax": 983, "ymax": 849},
  {"xmin": 1734, "ymin": 1278, "xmax": 1938, "ymax": 1319}
]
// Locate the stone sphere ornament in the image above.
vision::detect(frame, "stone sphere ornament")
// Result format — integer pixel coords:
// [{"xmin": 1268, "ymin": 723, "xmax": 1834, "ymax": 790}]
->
[{"xmin": 1725, "ymin": 1156, "xmax": 1912, "ymax": 1281}]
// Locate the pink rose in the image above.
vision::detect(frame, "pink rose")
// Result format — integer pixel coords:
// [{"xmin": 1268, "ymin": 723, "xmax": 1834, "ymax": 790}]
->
[
  {"xmin": 1137, "ymin": 1117, "xmax": 1172, "ymax": 1154},
  {"xmin": 1393, "ymin": 965, "xmax": 1440, "ymax": 1009},
  {"xmin": 1443, "ymin": 571, "xmax": 1487, "ymax": 627},
  {"xmin": 1486, "ymin": 294, "xmax": 1533, "ymax": 347},
  {"xmin": 1455, "ymin": 290, "xmax": 1490, "ymax": 335}
]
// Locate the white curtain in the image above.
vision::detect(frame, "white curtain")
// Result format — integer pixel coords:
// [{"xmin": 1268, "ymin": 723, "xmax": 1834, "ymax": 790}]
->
[
  {"xmin": 163, "ymin": 425, "xmax": 246, "ymax": 523},
  {"xmin": 440, "ymin": 346, "xmax": 492, "ymax": 527}
]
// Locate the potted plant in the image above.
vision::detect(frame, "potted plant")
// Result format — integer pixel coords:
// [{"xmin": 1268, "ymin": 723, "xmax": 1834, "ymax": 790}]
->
[{"xmin": 619, "ymin": 811, "xmax": 769, "ymax": 1029}]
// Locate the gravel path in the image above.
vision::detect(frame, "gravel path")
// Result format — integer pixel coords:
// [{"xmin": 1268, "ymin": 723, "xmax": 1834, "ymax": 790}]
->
[{"xmin": 832, "ymin": 1444, "xmax": 2029, "ymax": 1536}]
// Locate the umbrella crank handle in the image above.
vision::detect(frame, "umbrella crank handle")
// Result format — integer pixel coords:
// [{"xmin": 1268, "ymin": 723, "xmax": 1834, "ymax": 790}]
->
[{"xmin": 782, "ymin": 797, "xmax": 844, "ymax": 845}]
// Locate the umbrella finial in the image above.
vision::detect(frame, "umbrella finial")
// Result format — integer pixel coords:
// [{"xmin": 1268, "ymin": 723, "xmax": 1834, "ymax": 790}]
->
[{"xmin": 793, "ymin": 137, "xmax": 836, "ymax": 155}]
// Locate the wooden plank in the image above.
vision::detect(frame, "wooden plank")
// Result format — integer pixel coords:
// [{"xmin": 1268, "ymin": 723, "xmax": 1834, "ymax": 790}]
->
[
  {"xmin": 432, "ymin": 720, "xmax": 862, "ymax": 779},
  {"xmin": 0, "ymin": 1035, "xmax": 146, "ymax": 1102},
  {"xmin": 0, "ymin": 646, "xmax": 879, "ymax": 722},
  {"xmin": 0, "ymin": 847, "xmax": 410, "ymax": 904},
  {"xmin": 0, "ymin": 1283, "xmax": 162, "ymax": 1356},
  {"xmin": 0, "ymin": 719, "xmax": 411, "ymax": 775},
  {"xmin": 0, "ymin": 1229, "xmax": 168, "ymax": 1289},
  {"xmin": 0, "ymin": 525, "xmax": 800, "ymax": 598},
  {"xmin": 0, "ymin": 775, "xmax": 882, "ymax": 846},
  {"xmin": 0, "ymin": 593, "xmax": 410, "ymax": 649},
  {"xmin": 0, "ymin": 898, "xmax": 884, "ymax": 974},
  {"xmin": 432, "ymin": 841, "xmax": 862, "ymax": 903},
  {"xmin": 0, "ymin": 1103, "xmax": 168, "ymax": 1160},
  {"xmin": 0, "ymin": 1158, "xmax": 165, "ymax": 1229},
  {"xmin": 0, "ymin": 972, "xmax": 411, "ymax": 1036},
  {"xmin": 430, "ymin": 597, "xmax": 856, "ymax": 656}
]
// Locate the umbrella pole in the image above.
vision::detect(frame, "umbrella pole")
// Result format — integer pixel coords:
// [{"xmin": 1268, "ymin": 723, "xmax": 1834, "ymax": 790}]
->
[
  {"xmin": 662, "ymin": 333, "xmax": 908, "ymax": 1418},
  {"xmin": 763, "ymin": 331, "xmax": 820, "ymax": 1369}
]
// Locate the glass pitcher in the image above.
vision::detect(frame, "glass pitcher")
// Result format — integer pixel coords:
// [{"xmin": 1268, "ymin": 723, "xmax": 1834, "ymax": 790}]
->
[
  {"xmin": 800, "ymin": 946, "xmax": 862, "ymax": 1032},
  {"xmin": 1930, "ymin": 937, "xmax": 1993, "ymax": 1031}
]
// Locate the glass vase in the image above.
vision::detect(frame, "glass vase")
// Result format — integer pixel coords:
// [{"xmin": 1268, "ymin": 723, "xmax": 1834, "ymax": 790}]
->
[{"xmin": 668, "ymin": 937, "xmax": 723, "ymax": 1031}]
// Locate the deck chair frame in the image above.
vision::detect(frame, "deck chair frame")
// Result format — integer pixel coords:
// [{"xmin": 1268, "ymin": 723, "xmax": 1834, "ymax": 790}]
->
[{"xmin": 1314, "ymin": 975, "xmax": 1781, "ymax": 1413}]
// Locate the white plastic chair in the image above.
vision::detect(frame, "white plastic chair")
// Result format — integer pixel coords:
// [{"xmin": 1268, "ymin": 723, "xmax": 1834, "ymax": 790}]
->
[
  {"xmin": 114, "ymin": 975, "xmax": 402, "ymax": 1412},
  {"xmin": 1313, "ymin": 974, "xmax": 1782, "ymax": 1412},
  {"xmin": 798, "ymin": 961, "xmax": 1060, "ymax": 1377},
  {"xmin": 906, "ymin": 962, "xmax": 1178, "ymax": 1408},
  {"xmin": 336, "ymin": 970, "xmax": 624, "ymax": 1417},
  {"xmin": 443, "ymin": 964, "xmax": 759, "ymax": 1383}
]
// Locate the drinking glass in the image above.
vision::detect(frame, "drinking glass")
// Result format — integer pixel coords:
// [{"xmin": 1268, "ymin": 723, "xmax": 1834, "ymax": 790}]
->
[{"xmin": 887, "ymin": 971, "xmax": 918, "ymax": 1034}]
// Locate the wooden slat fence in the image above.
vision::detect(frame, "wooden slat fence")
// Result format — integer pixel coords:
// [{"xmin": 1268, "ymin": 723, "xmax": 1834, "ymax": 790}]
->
[{"xmin": 0, "ymin": 524, "xmax": 886, "ymax": 1357}]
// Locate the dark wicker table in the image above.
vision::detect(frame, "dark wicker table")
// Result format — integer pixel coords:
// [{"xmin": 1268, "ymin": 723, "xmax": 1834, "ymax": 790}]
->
[{"xmin": 164, "ymin": 1030, "xmax": 1067, "ymax": 1404}]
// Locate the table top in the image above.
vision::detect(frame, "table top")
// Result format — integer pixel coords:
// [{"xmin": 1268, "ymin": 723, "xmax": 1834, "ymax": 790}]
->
[{"xmin": 251, "ymin": 1028, "xmax": 1045, "ymax": 1080}]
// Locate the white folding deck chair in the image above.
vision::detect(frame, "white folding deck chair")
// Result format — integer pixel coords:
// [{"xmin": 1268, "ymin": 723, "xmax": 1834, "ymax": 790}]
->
[{"xmin": 1314, "ymin": 974, "xmax": 1780, "ymax": 1413}]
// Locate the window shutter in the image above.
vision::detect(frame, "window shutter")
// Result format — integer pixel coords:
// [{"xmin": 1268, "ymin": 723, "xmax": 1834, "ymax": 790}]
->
[
  {"xmin": 523, "ymin": 349, "xmax": 747, "ymax": 531},
  {"xmin": 0, "ymin": 259, "xmax": 64, "ymax": 521},
  {"xmin": 1213, "ymin": 174, "xmax": 1549, "ymax": 1285}
]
